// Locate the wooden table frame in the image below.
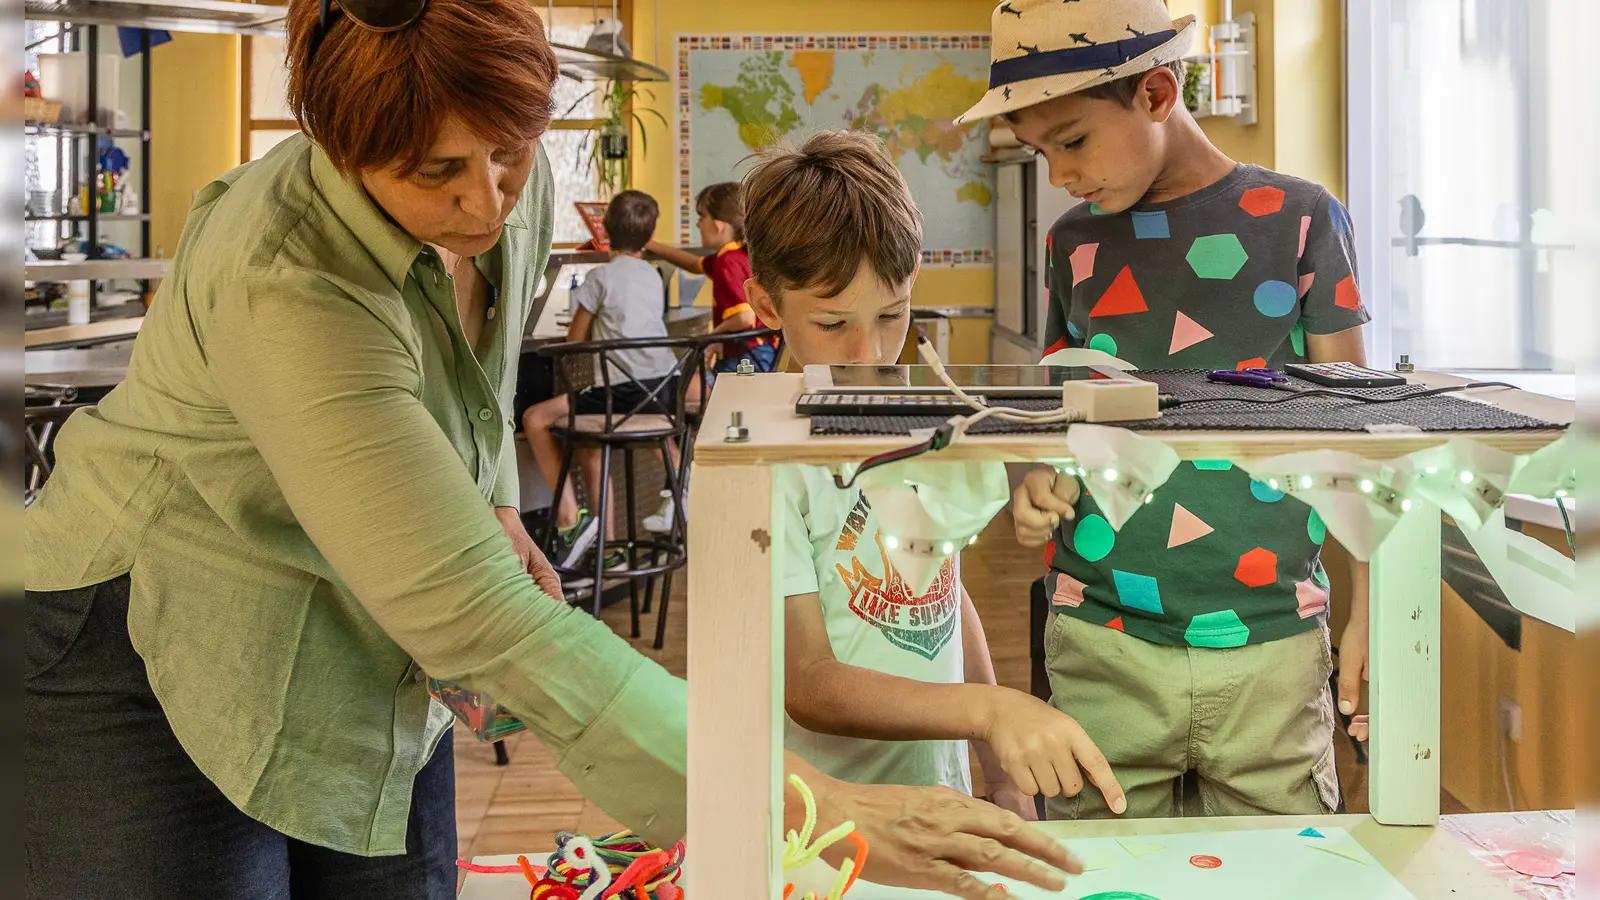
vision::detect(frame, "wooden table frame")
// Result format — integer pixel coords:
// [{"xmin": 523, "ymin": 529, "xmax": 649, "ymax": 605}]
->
[{"xmin": 683, "ymin": 371, "xmax": 1571, "ymax": 899}]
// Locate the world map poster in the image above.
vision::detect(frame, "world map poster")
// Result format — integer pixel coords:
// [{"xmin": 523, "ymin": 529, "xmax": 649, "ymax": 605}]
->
[{"xmin": 677, "ymin": 34, "xmax": 995, "ymax": 265}]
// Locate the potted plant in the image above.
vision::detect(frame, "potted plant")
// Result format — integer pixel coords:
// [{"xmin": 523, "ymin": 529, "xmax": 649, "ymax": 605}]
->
[{"xmin": 562, "ymin": 80, "xmax": 668, "ymax": 197}]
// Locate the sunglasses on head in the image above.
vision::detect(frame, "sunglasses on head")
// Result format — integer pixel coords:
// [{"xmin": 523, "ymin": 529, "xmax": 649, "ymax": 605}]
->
[{"xmin": 307, "ymin": 0, "xmax": 429, "ymax": 62}]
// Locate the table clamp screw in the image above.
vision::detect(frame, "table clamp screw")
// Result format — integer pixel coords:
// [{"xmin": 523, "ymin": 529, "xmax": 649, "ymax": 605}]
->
[
  {"xmin": 1395, "ymin": 354, "xmax": 1415, "ymax": 373},
  {"xmin": 735, "ymin": 358, "xmax": 756, "ymax": 376},
  {"xmin": 725, "ymin": 411, "xmax": 749, "ymax": 443}
]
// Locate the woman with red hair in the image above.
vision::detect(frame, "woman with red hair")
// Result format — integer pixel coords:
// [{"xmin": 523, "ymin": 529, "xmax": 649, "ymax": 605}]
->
[{"xmin": 24, "ymin": 0, "xmax": 1089, "ymax": 896}]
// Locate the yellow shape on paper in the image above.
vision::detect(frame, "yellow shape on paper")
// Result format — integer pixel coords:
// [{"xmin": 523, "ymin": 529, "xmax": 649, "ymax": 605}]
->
[
  {"xmin": 1308, "ymin": 840, "xmax": 1370, "ymax": 865},
  {"xmin": 788, "ymin": 51, "xmax": 836, "ymax": 104},
  {"xmin": 1116, "ymin": 838, "xmax": 1167, "ymax": 859}
]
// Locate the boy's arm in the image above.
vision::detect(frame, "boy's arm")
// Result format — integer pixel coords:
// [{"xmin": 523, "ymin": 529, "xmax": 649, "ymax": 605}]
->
[
  {"xmin": 712, "ymin": 306, "xmax": 758, "ymax": 334},
  {"xmin": 644, "ymin": 239, "xmax": 705, "ymax": 274},
  {"xmin": 1302, "ymin": 292, "xmax": 1373, "ymax": 741},
  {"xmin": 1306, "ymin": 328, "xmax": 1367, "ymax": 365},
  {"xmin": 785, "ymin": 590, "xmax": 990, "ymax": 742},
  {"xmin": 959, "ymin": 586, "xmax": 1040, "ymax": 820},
  {"xmin": 786, "ymin": 587, "xmax": 1125, "ymax": 809},
  {"xmin": 566, "ymin": 306, "xmax": 595, "ymax": 343}
]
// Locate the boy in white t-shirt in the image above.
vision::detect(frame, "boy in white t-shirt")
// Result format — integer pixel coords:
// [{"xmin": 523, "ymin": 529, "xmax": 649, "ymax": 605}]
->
[{"xmin": 742, "ymin": 130, "xmax": 1126, "ymax": 820}]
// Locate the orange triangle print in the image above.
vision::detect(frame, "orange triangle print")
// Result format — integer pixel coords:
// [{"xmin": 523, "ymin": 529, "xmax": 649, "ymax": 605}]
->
[
  {"xmin": 1089, "ymin": 266, "xmax": 1149, "ymax": 318},
  {"xmin": 1169, "ymin": 311, "xmax": 1214, "ymax": 354},
  {"xmin": 1168, "ymin": 503, "xmax": 1214, "ymax": 548},
  {"xmin": 1106, "ymin": 616, "xmax": 1125, "ymax": 632}
]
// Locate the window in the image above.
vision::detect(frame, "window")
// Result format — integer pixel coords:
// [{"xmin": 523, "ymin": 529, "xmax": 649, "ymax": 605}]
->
[
  {"xmin": 1347, "ymin": 0, "xmax": 1589, "ymax": 374},
  {"xmin": 240, "ymin": 5, "xmax": 615, "ymax": 246}
]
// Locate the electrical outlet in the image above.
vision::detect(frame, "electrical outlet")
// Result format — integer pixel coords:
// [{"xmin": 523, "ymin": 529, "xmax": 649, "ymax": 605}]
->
[{"xmin": 1499, "ymin": 697, "xmax": 1523, "ymax": 742}]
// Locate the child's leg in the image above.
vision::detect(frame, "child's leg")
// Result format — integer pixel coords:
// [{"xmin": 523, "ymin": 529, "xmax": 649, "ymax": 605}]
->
[
  {"xmin": 521, "ymin": 395, "xmax": 581, "ymax": 528},
  {"xmin": 1042, "ymin": 610, "xmax": 1190, "ymax": 820},
  {"xmin": 575, "ymin": 447, "xmax": 614, "ymax": 542},
  {"xmin": 1192, "ymin": 625, "xmax": 1341, "ymax": 816}
]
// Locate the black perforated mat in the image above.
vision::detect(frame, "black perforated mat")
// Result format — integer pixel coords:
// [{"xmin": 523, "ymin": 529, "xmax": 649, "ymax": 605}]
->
[{"xmin": 807, "ymin": 369, "xmax": 1562, "ymax": 437}]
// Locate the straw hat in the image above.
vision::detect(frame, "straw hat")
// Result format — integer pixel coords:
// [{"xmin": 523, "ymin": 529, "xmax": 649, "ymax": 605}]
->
[{"xmin": 956, "ymin": 0, "xmax": 1197, "ymax": 124}]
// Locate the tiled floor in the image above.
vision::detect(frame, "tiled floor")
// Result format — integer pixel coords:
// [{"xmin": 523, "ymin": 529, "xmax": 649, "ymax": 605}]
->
[{"xmin": 453, "ymin": 509, "xmax": 1462, "ymax": 869}]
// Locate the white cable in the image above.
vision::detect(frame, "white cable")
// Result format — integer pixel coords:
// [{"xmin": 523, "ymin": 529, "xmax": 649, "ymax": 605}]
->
[{"xmin": 916, "ymin": 337, "xmax": 1085, "ymax": 426}]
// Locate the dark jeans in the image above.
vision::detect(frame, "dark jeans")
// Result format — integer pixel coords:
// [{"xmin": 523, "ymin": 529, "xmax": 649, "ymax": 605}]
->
[{"xmin": 25, "ymin": 576, "xmax": 458, "ymax": 900}]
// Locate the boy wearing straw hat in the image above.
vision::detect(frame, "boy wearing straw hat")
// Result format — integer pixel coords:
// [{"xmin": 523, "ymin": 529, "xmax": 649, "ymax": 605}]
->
[{"xmin": 960, "ymin": 0, "xmax": 1374, "ymax": 820}]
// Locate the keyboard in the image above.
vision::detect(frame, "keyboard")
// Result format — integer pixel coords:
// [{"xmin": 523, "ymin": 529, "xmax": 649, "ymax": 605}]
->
[{"xmin": 796, "ymin": 392, "xmax": 992, "ymax": 417}]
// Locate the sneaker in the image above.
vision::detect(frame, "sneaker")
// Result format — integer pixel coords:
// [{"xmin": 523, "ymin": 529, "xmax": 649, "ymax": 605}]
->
[
  {"xmin": 602, "ymin": 548, "xmax": 627, "ymax": 570},
  {"xmin": 553, "ymin": 510, "xmax": 599, "ymax": 569},
  {"xmin": 643, "ymin": 492, "xmax": 676, "ymax": 534}
]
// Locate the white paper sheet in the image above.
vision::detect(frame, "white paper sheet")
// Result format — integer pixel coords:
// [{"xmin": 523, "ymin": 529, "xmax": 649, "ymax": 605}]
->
[{"xmin": 842, "ymin": 827, "xmax": 1418, "ymax": 900}]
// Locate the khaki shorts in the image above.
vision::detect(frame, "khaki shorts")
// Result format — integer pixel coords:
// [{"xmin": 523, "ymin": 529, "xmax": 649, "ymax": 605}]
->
[{"xmin": 1043, "ymin": 612, "xmax": 1341, "ymax": 819}]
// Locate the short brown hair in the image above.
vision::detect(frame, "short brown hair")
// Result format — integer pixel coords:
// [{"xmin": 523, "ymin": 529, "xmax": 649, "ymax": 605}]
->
[
  {"xmin": 741, "ymin": 131, "xmax": 922, "ymax": 299},
  {"xmin": 695, "ymin": 182, "xmax": 745, "ymax": 241},
  {"xmin": 285, "ymin": 0, "xmax": 559, "ymax": 175},
  {"xmin": 1077, "ymin": 61, "xmax": 1187, "ymax": 108},
  {"xmin": 603, "ymin": 190, "xmax": 658, "ymax": 252}
]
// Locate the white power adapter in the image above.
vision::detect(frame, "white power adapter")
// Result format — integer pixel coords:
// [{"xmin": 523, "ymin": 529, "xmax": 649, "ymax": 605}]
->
[{"xmin": 1059, "ymin": 374, "xmax": 1161, "ymax": 422}]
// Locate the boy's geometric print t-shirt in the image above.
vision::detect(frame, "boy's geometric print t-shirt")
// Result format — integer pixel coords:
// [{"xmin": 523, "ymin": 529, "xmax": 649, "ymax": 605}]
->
[{"xmin": 1043, "ymin": 164, "xmax": 1371, "ymax": 648}]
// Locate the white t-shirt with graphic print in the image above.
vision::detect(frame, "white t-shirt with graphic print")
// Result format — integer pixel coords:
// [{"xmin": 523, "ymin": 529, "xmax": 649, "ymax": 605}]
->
[{"xmin": 775, "ymin": 464, "xmax": 971, "ymax": 794}]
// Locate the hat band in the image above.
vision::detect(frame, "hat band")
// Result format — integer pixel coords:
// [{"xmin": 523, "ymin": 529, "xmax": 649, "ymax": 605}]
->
[{"xmin": 988, "ymin": 29, "xmax": 1178, "ymax": 89}]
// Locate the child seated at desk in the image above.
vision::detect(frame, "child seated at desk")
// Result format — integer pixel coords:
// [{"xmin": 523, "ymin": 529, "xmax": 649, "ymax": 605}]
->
[
  {"xmin": 966, "ymin": 0, "xmax": 1372, "ymax": 820},
  {"xmin": 522, "ymin": 190, "xmax": 680, "ymax": 569},
  {"xmin": 746, "ymin": 130, "xmax": 1125, "ymax": 820},
  {"xmin": 646, "ymin": 182, "xmax": 779, "ymax": 379}
]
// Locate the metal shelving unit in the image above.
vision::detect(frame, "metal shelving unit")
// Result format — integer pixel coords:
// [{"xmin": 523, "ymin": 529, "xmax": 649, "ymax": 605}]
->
[{"xmin": 24, "ymin": 21, "xmax": 154, "ymax": 321}]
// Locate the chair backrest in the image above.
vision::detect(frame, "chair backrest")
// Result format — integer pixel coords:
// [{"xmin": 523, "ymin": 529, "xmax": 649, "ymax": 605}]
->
[
  {"xmin": 24, "ymin": 394, "xmax": 94, "ymax": 506},
  {"xmin": 538, "ymin": 333, "xmax": 709, "ymax": 436},
  {"xmin": 686, "ymin": 326, "xmax": 782, "ymax": 399}
]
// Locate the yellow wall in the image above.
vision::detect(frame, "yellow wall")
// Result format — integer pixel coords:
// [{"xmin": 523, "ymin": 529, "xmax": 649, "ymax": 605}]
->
[
  {"xmin": 1170, "ymin": 0, "xmax": 1345, "ymax": 199},
  {"xmin": 149, "ymin": 33, "xmax": 239, "ymax": 262},
  {"xmin": 629, "ymin": 0, "xmax": 998, "ymax": 363}
]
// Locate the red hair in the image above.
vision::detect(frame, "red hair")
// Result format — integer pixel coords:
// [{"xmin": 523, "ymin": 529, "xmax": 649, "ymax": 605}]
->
[{"xmin": 285, "ymin": 0, "xmax": 560, "ymax": 175}]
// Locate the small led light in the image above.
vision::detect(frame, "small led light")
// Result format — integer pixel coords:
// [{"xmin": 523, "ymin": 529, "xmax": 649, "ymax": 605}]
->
[
  {"xmin": 1459, "ymin": 470, "xmax": 1475, "ymax": 485},
  {"xmin": 884, "ymin": 536, "xmax": 900, "ymax": 550},
  {"xmin": 1425, "ymin": 466, "xmax": 1439, "ymax": 476},
  {"xmin": 941, "ymin": 541, "xmax": 955, "ymax": 555},
  {"xmin": 1359, "ymin": 479, "xmax": 1375, "ymax": 494},
  {"xmin": 1103, "ymin": 468, "xmax": 1119, "ymax": 483},
  {"xmin": 1268, "ymin": 478, "xmax": 1280, "ymax": 491},
  {"xmin": 1401, "ymin": 498, "xmax": 1414, "ymax": 513},
  {"xmin": 1144, "ymin": 494, "xmax": 1154, "ymax": 505},
  {"xmin": 968, "ymin": 534, "xmax": 979, "ymax": 546},
  {"xmin": 1554, "ymin": 489, "xmax": 1568, "ymax": 499},
  {"xmin": 1299, "ymin": 475, "xmax": 1315, "ymax": 490}
]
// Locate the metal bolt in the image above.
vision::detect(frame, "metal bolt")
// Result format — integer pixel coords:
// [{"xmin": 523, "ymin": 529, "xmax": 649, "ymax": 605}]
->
[
  {"xmin": 725, "ymin": 410, "xmax": 749, "ymax": 443},
  {"xmin": 1395, "ymin": 354, "xmax": 1414, "ymax": 373},
  {"xmin": 735, "ymin": 358, "xmax": 756, "ymax": 376}
]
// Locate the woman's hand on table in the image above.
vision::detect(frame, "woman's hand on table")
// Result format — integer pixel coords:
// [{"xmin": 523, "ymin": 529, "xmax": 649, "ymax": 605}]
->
[
  {"xmin": 493, "ymin": 507, "xmax": 564, "ymax": 600},
  {"xmin": 816, "ymin": 777, "xmax": 1081, "ymax": 900},
  {"xmin": 1012, "ymin": 465, "xmax": 1079, "ymax": 548}
]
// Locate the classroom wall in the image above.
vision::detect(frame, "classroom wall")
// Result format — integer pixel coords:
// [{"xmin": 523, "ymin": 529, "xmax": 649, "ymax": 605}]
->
[
  {"xmin": 1168, "ymin": 0, "xmax": 1345, "ymax": 199},
  {"xmin": 149, "ymin": 33, "xmax": 239, "ymax": 263},
  {"xmin": 628, "ymin": 0, "xmax": 998, "ymax": 364}
]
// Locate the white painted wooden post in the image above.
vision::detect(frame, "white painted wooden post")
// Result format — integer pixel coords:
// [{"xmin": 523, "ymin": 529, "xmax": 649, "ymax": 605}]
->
[
  {"xmin": 1366, "ymin": 499, "xmax": 1443, "ymax": 825},
  {"xmin": 685, "ymin": 462, "xmax": 782, "ymax": 899}
]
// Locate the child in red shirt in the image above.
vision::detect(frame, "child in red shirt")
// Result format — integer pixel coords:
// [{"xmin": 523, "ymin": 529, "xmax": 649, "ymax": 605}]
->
[{"xmin": 648, "ymin": 182, "xmax": 779, "ymax": 376}]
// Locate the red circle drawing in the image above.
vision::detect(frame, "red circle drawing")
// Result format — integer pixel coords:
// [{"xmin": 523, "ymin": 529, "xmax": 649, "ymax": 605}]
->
[
  {"xmin": 1503, "ymin": 851, "xmax": 1562, "ymax": 878},
  {"xmin": 1189, "ymin": 855, "xmax": 1222, "ymax": 869}
]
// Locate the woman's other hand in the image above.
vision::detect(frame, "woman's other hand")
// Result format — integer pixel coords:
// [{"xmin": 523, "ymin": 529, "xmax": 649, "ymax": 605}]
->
[{"xmin": 494, "ymin": 507, "xmax": 564, "ymax": 600}]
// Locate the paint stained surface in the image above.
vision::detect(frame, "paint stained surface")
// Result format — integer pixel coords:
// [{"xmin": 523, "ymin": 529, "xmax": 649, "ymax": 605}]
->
[{"xmin": 843, "ymin": 827, "xmax": 1417, "ymax": 899}]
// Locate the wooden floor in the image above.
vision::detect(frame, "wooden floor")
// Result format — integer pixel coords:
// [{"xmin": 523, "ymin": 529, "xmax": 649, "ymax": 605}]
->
[{"xmin": 453, "ymin": 510, "xmax": 1464, "ymax": 869}]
